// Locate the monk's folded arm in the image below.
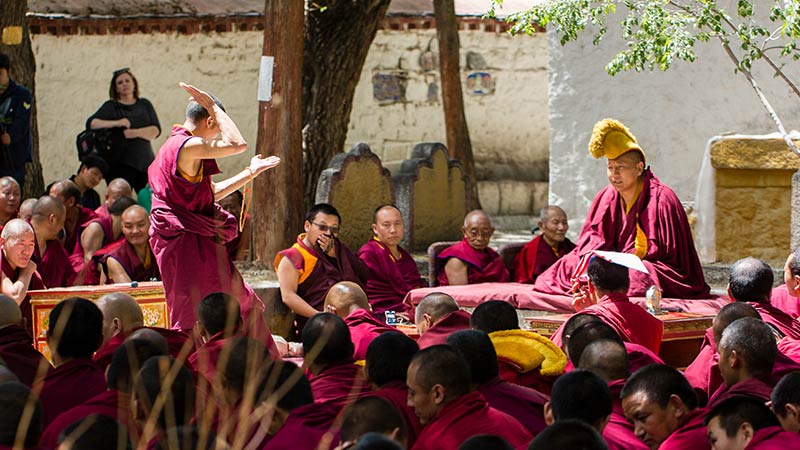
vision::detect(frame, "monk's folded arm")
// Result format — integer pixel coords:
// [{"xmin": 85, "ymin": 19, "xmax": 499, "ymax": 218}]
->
[
  {"xmin": 2, "ymin": 267, "xmax": 33, "ymax": 306},
  {"xmin": 105, "ymin": 257, "xmax": 132, "ymax": 284}
]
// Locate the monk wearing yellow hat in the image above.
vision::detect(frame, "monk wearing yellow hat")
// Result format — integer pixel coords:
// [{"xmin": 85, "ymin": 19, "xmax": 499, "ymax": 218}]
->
[{"xmin": 534, "ymin": 118, "xmax": 710, "ymax": 300}]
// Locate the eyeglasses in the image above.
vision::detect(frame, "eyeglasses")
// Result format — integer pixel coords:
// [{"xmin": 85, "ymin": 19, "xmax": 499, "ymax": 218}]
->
[
  {"xmin": 467, "ymin": 229, "xmax": 493, "ymax": 238},
  {"xmin": 312, "ymin": 222, "xmax": 340, "ymax": 235}
]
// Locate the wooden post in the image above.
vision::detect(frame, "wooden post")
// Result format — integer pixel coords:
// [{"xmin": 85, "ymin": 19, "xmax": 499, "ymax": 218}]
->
[
  {"xmin": 253, "ymin": 1, "xmax": 304, "ymax": 266},
  {"xmin": 433, "ymin": 0, "xmax": 480, "ymax": 209}
]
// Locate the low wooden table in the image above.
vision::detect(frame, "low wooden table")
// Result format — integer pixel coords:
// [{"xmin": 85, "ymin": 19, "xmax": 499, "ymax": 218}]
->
[
  {"xmin": 29, "ymin": 281, "xmax": 168, "ymax": 360},
  {"xmin": 526, "ymin": 311, "xmax": 713, "ymax": 368}
]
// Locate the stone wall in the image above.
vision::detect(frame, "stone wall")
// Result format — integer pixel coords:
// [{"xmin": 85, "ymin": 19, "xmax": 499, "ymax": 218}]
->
[
  {"xmin": 546, "ymin": 9, "xmax": 800, "ymax": 243},
  {"xmin": 30, "ymin": 19, "xmax": 548, "ymax": 218}
]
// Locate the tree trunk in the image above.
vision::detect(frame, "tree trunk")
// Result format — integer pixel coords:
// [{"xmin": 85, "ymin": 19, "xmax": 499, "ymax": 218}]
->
[
  {"xmin": 0, "ymin": 0, "xmax": 43, "ymax": 197},
  {"xmin": 302, "ymin": 0, "xmax": 391, "ymax": 208},
  {"xmin": 254, "ymin": 1, "xmax": 305, "ymax": 265},
  {"xmin": 434, "ymin": 0, "xmax": 480, "ymax": 209}
]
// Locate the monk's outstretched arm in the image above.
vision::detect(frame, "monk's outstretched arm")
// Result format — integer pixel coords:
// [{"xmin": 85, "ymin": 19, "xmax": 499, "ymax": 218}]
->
[
  {"xmin": 2, "ymin": 262, "xmax": 36, "ymax": 305},
  {"xmin": 277, "ymin": 257, "xmax": 320, "ymax": 319},
  {"xmin": 105, "ymin": 257, "xmax": 132, "ymax": 284},
  {"xmin": 444, "ymin": 258, "xmax": 469, "ymax": 286},
  {"xmin": 80, "ymin": 222, "xmax": 105, "ymax": 263},
  {"xmin": 212, "ymin": 154, "xmax": 280, "ymax": 202}
]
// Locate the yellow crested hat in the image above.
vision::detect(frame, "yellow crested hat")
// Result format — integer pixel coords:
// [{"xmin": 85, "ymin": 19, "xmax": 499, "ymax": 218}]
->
[{"xmin": 588, "ymin": 118, "xmax": 646, "ymax": 161}]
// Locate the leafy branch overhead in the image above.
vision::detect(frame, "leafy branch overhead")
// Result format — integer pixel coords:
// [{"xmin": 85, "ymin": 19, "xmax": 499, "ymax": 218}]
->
[{"xmin": 488, "ymin": 0, "xmax": 800, "ymax": 153}]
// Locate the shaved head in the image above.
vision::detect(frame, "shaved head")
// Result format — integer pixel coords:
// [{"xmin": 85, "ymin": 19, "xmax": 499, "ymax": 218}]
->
[
  {"xmin": 0, "ymin": 177, "xmax": 19, "ymax": 189},
  {"xmin": 49, "ymin": 180, "xmax": 81, "ymax": 206},
  {"xmin": 1, "ymin": 218, "xmax": 32, "ymax": 240},
  {"xmin": 577, "ymin": 339, "xmax": 630, "ymax": 382},
  {"xmin": 713, "ymin": 302, "xmax": 761, "ymax": 346},
  {"xmin": 96, "ymin": 292, "xmax": 144, "ymax": 344},
  {"xmin": 31, "ymin": 196, "xmax": 65, "ymax": 220},
  {"xmin": 127, "ymin": 328, "xmax": 169, "ymax": 355},
  {"xmin": 416, "ymin": 292, "xmax": 458, "ymax": 324},
  {"xmin": 324, "ymin": 281, "xmax": 370, "ymax": 318},
  {"xmin": 106, "ymin": 178, "xmax": 132, "ymax": 203},
  {"xmin": 464, "ymin": 209, "xmax": 492, "ymax": 227},
  {"xmin": 0, "ymin": 295, "xmax": 22, "ymax": 328},
  {"xmin": 122, "ymin": 204, "xmax": 147, "ymax": 221},
  {"xmin": 18, "ymin": 199, "xmax": 36, "ymax": 221}
]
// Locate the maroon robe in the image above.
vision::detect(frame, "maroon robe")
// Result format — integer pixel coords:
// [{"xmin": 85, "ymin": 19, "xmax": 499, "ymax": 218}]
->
[
  {"xmin": 102, "ymin": 239, "xmax": 161, "ymax": 283},
  {"xmin": 625, "ymin": 342, "xmax": 664, "ymax": 372},
  {"xmin": 68, "ymin": 213, "xmax": 117, "ymax": 272},
  {"xmin": 275, "ymin": 235, "xmax": 369, "ymax": 337},
  {"xmin": 64, "ymin": 207, "xmax": 98, "ymax": 258},
  {"xmin": 32, "ymin": 237, "xmax": 75, "ymax": 288},
  {"xmin": 769, "ymin": 285, "xmax": 800, "ymax": 319},
  {"xmin": 357, "ymin": 238, "xmax": 425, "ymax": 317},
  {"xmin": 497, "ymin": 359, "xmax": 558, "ymax": 395},
  {"xmin": 605, "ymin": 379, "xmax": 648, "ymax": 450},
  {"xmin": 416, "ymin": 310, "xmax": 472, "ymax": 349},
  {"xmin": 747, "ymin": 301, "xmax": 800, "ymax": 339},
  {"xmin": 552, "ymin": 292, "xmax": 664, "ymax": 354},
  {"xmin": 39, "ymin": 389, "xmax": 132, "ymax": 450},
  {"xmin": 309, "ymin": 361, "xmax": 371, "ymax": 410},
  {"xmin": 187, "ymin": 331, "xmax": 237, "ymax": 386},
  {"xmin": 94, "ymin": 203, "xmax": 110, "ymax": 218},
  {"xmin": 477, "ymin": 376, "xmax": 549, "ymax": 436},
  {"xmin": 534, "ymin": 169, "xmax": 710, "ymax": 298},
  {"xmin": 436, "ymin": 238, "xmax": 510, "ymax": 286},
  {"xmin": 745, "ymin": 426, "xmax": 800, "ymax": 449},
  {"xmin": 410, "ymin": 391, "xmax": 532, "ymax": 450},
  {"xmin": 707, "ymin": 377, "xmax": 774, "ymax": 408},
  {"xmin": 343, "ymin": 308, "xmax": 395, "ymax": 360},
  {"xmin": 260, "ymin": 402, "xmax": 340, "ymax": 450},
  {"xmin": 370, "ymin": 381, "xmax": 423, "ymax": 448},
  {"xmin": 2, "ymin": 255, "xmax": 45, "ymax": 338},
  {"xmin": 149, "ymin": 126, "xmax": 274, "ymax": 352},
  {"xmin": 659, "ymin": 408, "xmax": 710, "ymax": 450},
  {"xmin": 512, "ymin": 235, "xmax": 576, "ymax": 283},
  {"xmin": 38, "ymin": 358, "xmax": 106, "ymax": 426},
  {"xmin": 0, "ymin": 324, "xmax": 50, "ymax": 387},
  {"xmin": 93, "ymin": 326, "xmax": 193, "ymax": 370}
]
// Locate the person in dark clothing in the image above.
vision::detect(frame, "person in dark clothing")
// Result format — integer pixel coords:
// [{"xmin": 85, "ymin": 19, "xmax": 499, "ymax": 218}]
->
[{"xmin": 0, "ymin": 53, "xmax": 33, "ymax": 189}]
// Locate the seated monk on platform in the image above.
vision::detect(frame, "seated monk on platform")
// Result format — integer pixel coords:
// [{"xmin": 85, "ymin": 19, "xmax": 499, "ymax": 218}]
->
[
  {"xmin": 544, "ymin": 370, "xmax": 619, "ymax": 448},
  {"xmin": 621, "ymin": 364, "xmax": 710, "ymax": 450},
  {"xmin": 565, "ymin": 255, "xmax": 663, "ymax": 354},
  {"xmin": 513, "ymin": 205, "xmax": 576, "ymax": 283},
  {"xmin": 30, "ymin": 196, "xmax": 76, "ymax": 288},
  {"xmin": 0, "ymin": 383, "xmax": 42, "ymax": 450},
  {"xmin": 132, "ymin": 356, "xmax": 195, "ymax": 448},
  {"xmin": 1, "ymin": 219, "xmax": 44, "ymax": 336},
  {"xmin": 49, "ymin": 179, "xmax": 97, "ymax": 253},
  {"xmin": 93, "ymin": 292, "xmax": 191, "ymax": 369},
  {"xmin": 302, "ymin": 313, "xmax": 371, "ymax": 411},
  {"xmin": 0, "ymin": 177, "xmax": 20, "ymax": 228},
  {"xmin": 324, "ymin": 281, "xmax": 394, "ymax": 360},
  {"xmin": 414, "ymin": 292, "xmax": 471, "ymax": 349},
  {"xmin": 447, "ymin": 330, "xmax": 549, "ymax": 436},
  {"xmin": 188, "ymin": 292, "xmax": 243, "ymax": 387},
  {"xmin": 437, "ymin": 210, "xmax": 509, "ymax": 286},
  {"xmin": 276, "ymin": 203, "xmax": 370, "ymax": 339},
  {"xmin": 406, "ymin": 345, "xmax": 532, "ymax": 450},
  {"xmin": 578, "ymin": 340, "xmax": 649, "ymax": 450},
  {"xmin": 101, "ymin": 205, "xmax": 160, "ymax": 284},
  {"xmin": 708, "ymin": 317, "xmax": 781, "ymax": 408},
  {"xmin": 771, "ymin": 372, "xmax": 800, "ymax": 433},
  {"xmin": 218, "ymin": 189, "xmax": 251, "ymax": 261},
  {"xmin": 38, "ymin": 338, "xmax": 165, "ymax": 449},
  {"xmin": 357, "ymin": 204, "xmax": 425, "ymax": 319},
  {"xmin": 365, "ymin": 331, "xmax": 422, "ymax": 448},
  {"xmin": 706, "ymin": 396, "xmax": 800, "ymax": 449},
  {"xmin": 529, "ymin": 420, "xmax": 608, "ymax": 450},
  {"xmin": 0, "ymin": 294, "xmax": 49, "ymax": 387},
  {"xmin": 534, "ymin": 118, "xmax": 710, "ymax": 299},
  {"xmin": 39, "ymin": 297, "xmax": 106, "ymax": 426},
  {"xmin": 94, "ymin": 178, "xmax": 132, "ymax": 218},
  {"xmin": 18, "ymin": 198, "xmax": 35, "ymax": 222},
  {"xmin": 729, "ymin": 257, "xmax": 800, "ymax": 339},
  {"xmin": 69, "ymin": 196, "xmax": 137, "ymax": 284}
]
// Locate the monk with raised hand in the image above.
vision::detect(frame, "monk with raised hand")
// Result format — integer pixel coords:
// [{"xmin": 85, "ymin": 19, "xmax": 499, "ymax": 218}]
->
[
  {"xmin": 324, "ymin": 281, "xmax": 394, "ymax": 360},
  {"xmin": 102, "ymin": 204, "xmax": 160, "ymax": 284},
  {"xmin": 406, "ymin": 345, "xmax": 532, "ymax": 450},
  {"xmin": 513, "ymin": 205, "xmax": 575, "ymax": 283},
  {"xmin": 95, "ymin": 178, "xmax": 132, "ymax": 218},
  {"xmin": 49, "ymin": 179, "xmax": 97, "ymax": 253},
  {"xmin": 437, "ymin": 209, "xmax": 509, "ymax": 286},
  {"xmin": 0, "ymin": 176, "xmax": 20, "ymax": 227},
  {"xmin": 0, "ymin": 218, "xmax": 43, "ymax": 335},
  {"xmin": 414, "ymin": 292, "xmax": 471, "ymax": 349},
  {"xmin": 705, "ymin": 396, "xmax": 800, "ymax": 449},
  {"xmin": 148, "ymin": 82, "xmax": 279, "ymax": 343},
  {"xmin": 357, "ymin": 204, "xmax": 425, "ymax": 319},
  {"xmin": 0, "ymin": 294, "xmax": 49, "ymax": 387},
  {"xmin": 29, "ymin": 196, "xmax": 76, "ymax": 288}
]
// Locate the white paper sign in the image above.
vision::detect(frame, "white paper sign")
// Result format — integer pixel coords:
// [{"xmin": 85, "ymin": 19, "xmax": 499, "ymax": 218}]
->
[{"xmin": 258, "ymin": 56, "xmax": 274, "ymax": 102}]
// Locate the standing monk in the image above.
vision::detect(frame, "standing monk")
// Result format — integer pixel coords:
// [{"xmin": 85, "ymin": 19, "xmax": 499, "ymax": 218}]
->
[
  {"xmin": 148, "ymin": 83, "xmax": 280, "ymax": 338},
  {"xmin": 29, "ymin": 196, "xmax": 76, "ymax": 288},
  {"xmin": 534, "ymin": 118, "xmax": 709, "ymax": 298},
  {"xmin": 512, "ymin": 206, "xmax": 575, "ymax": 283},
  {"xmin": 437, "ymin": 210, "xmax": 510, "ymax": 286},
  {"xmin": 0, "ymin": 219, "xmax": 43, "ymax": 336},
  {"xmin": 357, "ymin": 205, "xmax": 425, "ymax": 319}
]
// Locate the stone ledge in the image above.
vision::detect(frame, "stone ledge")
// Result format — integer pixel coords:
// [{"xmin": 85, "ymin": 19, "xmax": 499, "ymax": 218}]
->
[{"xmin": 710, "ymin": 136, "xmax": 800, "ymax": 170}]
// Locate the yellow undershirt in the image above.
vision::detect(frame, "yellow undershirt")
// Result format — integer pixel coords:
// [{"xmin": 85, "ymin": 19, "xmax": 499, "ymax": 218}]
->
[{"xmin": 624, "ymin": 179, "xmax": 648, "ymax": 259}]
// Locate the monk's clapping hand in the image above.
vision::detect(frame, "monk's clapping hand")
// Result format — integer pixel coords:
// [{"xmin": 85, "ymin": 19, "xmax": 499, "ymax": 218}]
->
[
  {"xmin": 249, "ymin": 154, "xmax": 281, "ymax": 176},
  {"xmin": 178, "ymin": 82, "xmax": 216, "ymax": 110}
]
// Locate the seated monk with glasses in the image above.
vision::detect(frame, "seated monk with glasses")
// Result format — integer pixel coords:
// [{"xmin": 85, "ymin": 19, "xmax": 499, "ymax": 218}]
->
[{"xmin": 436, "ymin": 210, "xmax": 510, "ymax": 286}]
